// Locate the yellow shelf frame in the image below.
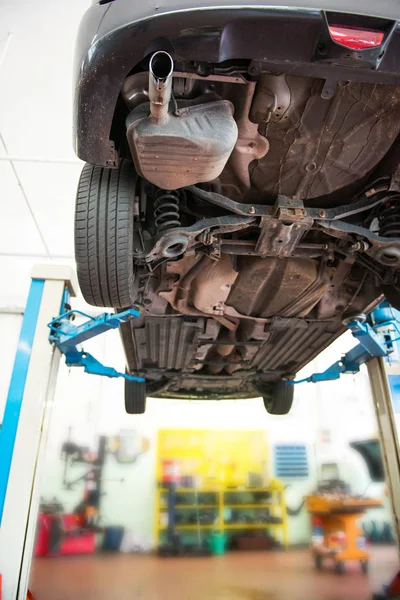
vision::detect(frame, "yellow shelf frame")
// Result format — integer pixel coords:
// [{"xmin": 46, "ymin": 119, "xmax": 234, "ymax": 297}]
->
[{"xmin": 155, "ymin": 482, "xmax": 288, "ymax": 548}]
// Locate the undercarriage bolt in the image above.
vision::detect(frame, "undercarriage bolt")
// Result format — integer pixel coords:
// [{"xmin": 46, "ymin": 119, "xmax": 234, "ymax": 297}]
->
[
  {"xmin": 248, "ymin": 206, "xmax": 256, "ymax": 215},
  {"xmin": 350, "ymin": 241, "xmax": 369, "ymax": 252}
]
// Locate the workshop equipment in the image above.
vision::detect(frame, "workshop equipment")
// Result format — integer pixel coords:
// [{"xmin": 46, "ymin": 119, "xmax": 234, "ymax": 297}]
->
[
  {"xmin": 307, "ymin": 494, "xmax": 382, "ymax": 574},
  {"xmin": 156, "ymin": 482, "xmax": 288, "ymax": 551},
  {"xmin": 48, "ymin": 305, "xmax": 145, "ymax": 385},
  {"xmin": 34, "ymin": 513, "xmax": 96, "ymax": 557},
  {"xmin": 61, "ymin": 434, "xmax": 107, "ymax": 530},
  {"xmin": 290, "ymin": 302, "xmax": 400, "ymax": 385},
  {"xmin": 1, "ymin": 266, "xmax": 400, "ymax": 598}
]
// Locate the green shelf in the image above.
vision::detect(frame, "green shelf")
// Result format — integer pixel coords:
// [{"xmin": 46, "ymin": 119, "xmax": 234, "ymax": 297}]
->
[
  {"xmin": 174, "ymin": 505, "xmax": 218, "ymax": 509},
  {"xmin": 159, "ymin": 524, "xmax": 216, "ymax": 530},
  {"xmin": 225, "ymin": 504, "xmax": 274, "ymax": 509},
  {"xmin": 224, "ymin": 523, "xmax": 283, "ymax": 529}
]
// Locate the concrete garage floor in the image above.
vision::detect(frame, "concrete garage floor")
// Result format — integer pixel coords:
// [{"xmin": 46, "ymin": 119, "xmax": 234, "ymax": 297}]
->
[{"xmin": 30, "ymin": 547, "xmax": 398, "ymax": 600}]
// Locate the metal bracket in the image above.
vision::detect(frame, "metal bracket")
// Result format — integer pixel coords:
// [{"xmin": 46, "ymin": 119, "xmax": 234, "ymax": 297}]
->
[
  {"xmin": 255, "ymin": 217, "xmax": 312, "ymax": 257},
  {"xmin": 289, "ymin": 301, "xmax": 400, "ymax": 384},
  {"xmin": 321, "ymin": 78, "xmax": 338, "ymax": 100},
  {"xmin": 48, "ymin": 307, "xmax": 145, "ymax": 383}
]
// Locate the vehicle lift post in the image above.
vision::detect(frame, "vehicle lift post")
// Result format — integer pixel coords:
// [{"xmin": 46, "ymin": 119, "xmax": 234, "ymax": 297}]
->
[
  {"xmin": 0, "ymin": 266, "xmax": 77, "ymax": 600},
  {"xmin": 1, "ymin": 266, "xmax": 400, "ymax": 599},
  {"xmin": 289, "ymin": 304, "xmax": 400, "ymax": 597},
  {"xmin": 0, "ymin": 265, "xmax": 144, "ymax": 600},
  {"xmin": 368, "ymin": 357, "xmax": 400, "ymax": 599}
]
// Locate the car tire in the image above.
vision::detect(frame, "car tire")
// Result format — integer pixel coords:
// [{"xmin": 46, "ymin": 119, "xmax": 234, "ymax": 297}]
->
[
  {"xmin": 257, "ymin": 381, "xmax": 294, "ymax": 415},
  {"xmin": 75, "ymin": 160, "xmax": 138, "ymax": 308},
  {"xmin": 125, "ymin": 380, "xmax": 146, "ymax": 414},
  {"xmin": 335, "ymin": 561, "xmax": 345, "ymax": 575},
  {"xmin": 360, "ymin": 560, "xmax": 369, "ymax": 575},
  {"xmin": 314, "ymin": 554, "xmax": 323, "ymax": 570}
]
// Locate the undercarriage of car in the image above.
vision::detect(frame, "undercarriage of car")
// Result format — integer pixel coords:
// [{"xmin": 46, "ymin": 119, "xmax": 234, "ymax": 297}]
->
[{"xmin": 73, "ymin": 6, "xmax": 400, "ymax": 413}]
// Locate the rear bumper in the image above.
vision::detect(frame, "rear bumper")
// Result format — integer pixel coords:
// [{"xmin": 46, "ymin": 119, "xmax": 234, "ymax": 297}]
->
[{"xmin": 74, "ymin": 0, "xmax": 400, "ymax": 166}]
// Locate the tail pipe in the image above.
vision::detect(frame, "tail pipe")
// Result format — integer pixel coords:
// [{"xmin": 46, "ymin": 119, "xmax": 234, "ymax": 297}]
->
[{"xmin": 149, "ymin": 51, "xmax": 174, "ymax": 121}]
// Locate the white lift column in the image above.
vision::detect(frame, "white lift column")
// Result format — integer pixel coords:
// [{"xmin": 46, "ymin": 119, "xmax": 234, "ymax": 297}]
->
[
  {"xmin": 367, "ymin": 357, "xmax": 400, "ymax": 548},
  {"xmin": 0, "ymin": 265, "xmax": 77, "ymax": 600}
]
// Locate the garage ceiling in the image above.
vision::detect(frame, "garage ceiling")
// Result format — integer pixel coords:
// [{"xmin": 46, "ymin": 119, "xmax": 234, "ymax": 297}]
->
[{"xmin": 0, "ymin": 0, "xmax": 87, "ymax": 261}]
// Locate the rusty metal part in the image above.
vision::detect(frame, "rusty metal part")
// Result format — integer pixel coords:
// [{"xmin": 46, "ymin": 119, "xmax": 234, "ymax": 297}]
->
[
  {"xmin": 161, "ymin": 254, "xmax": 237, "ymax": 318},
  {"xmin": 226, "ymin": 257, "xmax": 330, "ymax": 319},
  {"xmin": 126, "ymin": 97, "xmax": 238, "ymax": 190},
  {"xmin": 215, "ymin": 331, "xmax": 236, "ymax": 356},
  {"xmin": 317, "ymin": 257, "xmax": 356, "ymax": 320},
  {"xmin": 250, "ymin": 73, "xmax": 291, "ymax": 124},
  {"xmin": 190, "ymin": 254, "xmax": 238, "ymax": 316},
  {"xmin": 255, "ymin": 218, "xmax": 312, "ymax": 257},
  {"xmin": 121, "ymin": 70, "xmax": 246, "ymax": 111},
  {"xmin": 135, "ymin": 214, "xmax": 255, "ymax": 262},
  {"xmin": 213, "ymin": 316, "xmax": 238, "ymax": 331},
  {"xmin": 220, "ymin": 82, "xmax": 269, "ymax": 193},
  {"xmin": 188, "ymin": 185, "xmax": 392, "ymax": 220},
  {"xmin": 148, "ymin": 51, "xmax": 174, "ymax": 122},
  {"xmin": 220, "ymin": 239, "xmax": 328, "ymax": 258},
  {"xmin": 172, "ymin": 71, "xmax": 247, "ymax": 84},
  {"xmin": 160, "ymin": 252, "xmax": 330, "ymax": 322},
  {"xmin": 251, "ymin": 79, "xmax": 400, "ymax": 200},
  {"xmin": 319, "ymin": 220, "xmax": 400, "ymax": 268},
  {"xmin": 163, "ymin": 254, "xmax": 213, "ymax": 317}
]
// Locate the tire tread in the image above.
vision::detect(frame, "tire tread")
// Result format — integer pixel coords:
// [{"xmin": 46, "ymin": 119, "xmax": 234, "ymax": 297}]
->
[{"xmin": 74, "ymin": 161, "xmax": 137, "ymax": 307}]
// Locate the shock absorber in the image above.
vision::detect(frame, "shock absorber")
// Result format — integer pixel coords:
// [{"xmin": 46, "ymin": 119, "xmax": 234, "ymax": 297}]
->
[
  {"xmin": 376, "ymin": 194, "xmax": 400, "ymax": 266},
  {"xmin": 379, "ymin": 195, "xmax": 400, "ymax": 238},
  {"xmin": 154, "ymin": 189, "xmax": 182, "ymax": 232},
  {"xmin": 153, "ymin": 189, "xmax": 188, "ymax": 258}
]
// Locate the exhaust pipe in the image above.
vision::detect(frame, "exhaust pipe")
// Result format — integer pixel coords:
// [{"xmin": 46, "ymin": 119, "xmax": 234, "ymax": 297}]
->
[{"xmin": 149, "ymin": 51, "xmax": 174, "ymax": 121}]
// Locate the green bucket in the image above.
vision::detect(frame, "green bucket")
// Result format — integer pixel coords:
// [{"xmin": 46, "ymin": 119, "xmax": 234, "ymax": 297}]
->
[{"xmin": 209, "ymin": 531, "xmax": 226, "ymax": 556}]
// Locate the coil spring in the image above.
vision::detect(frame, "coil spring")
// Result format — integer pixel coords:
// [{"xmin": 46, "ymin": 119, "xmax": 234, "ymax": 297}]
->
[
  {"xmin": 154, "ymin": 189, "xmax": 181, "ymax": 233},
  {"xmin": 379, "ymin": 196, "xmax": 400, "ymax": 238}
]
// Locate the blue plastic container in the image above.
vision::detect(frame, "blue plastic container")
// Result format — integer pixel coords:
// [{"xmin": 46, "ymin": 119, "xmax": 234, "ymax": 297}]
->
[{"xmin": 103, "ymin": 526, "xmax": 125, "ymax": 551}]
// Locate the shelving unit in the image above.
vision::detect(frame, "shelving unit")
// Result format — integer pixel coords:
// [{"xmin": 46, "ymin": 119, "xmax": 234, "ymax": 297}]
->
[{"xmin": 155, "ymin": 481, "xmax": 288, "ymax": 548}]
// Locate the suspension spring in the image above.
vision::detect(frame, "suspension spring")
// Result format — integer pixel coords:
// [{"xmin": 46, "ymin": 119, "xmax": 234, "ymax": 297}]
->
[
  {"xmin": 379, "ymin": 195, "xmax": 400, "ymax": 238},
  {"xmin": 375, "ymin": 194, "xmax": 400, "ymax": 267},
  {"xmin": 154, "ymin": 189, "xmax": 181, "ymax": 233}
]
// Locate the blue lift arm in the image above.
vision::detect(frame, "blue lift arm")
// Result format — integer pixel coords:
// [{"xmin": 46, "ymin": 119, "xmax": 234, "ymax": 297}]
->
[
  {"xmin": 48, "ymin": 306, "xmax": 145, "ymax": 383},
  {"xmin": 48, "ymin": 294, "xmax": 400, "ymax": 388},
  {"xmin": 290, "ymin": 302, "xmax": 400, "ymax": 385}
]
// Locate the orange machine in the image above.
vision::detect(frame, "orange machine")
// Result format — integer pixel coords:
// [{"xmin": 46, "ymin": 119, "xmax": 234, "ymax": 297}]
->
[{"xmin": 306, "ymin": 495, "xmax": 382, "ymax": 574}]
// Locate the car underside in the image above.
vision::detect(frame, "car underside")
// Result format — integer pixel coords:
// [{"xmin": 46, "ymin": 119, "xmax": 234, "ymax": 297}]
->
[{"xmin": 73, "ymin": 1, "xmax": 400, "ymax": 413}]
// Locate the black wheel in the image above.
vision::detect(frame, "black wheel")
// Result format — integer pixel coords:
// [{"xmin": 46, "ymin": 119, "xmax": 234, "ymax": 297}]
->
[
  {"xmin": 257, "ymin": 381, "xmax": 294, "ymax": 415},
  {"xmin": 360, "ymin": 560, "xmax": 369, "ymax": 575},
  {"xmin": 124, "ymin": 378, "xmax": 169, "ymax": 414},
  {"xmin": 125, "ymin": 380, "xmax": 146, "ymax": 414},
  {"xmin": 314, "ymin": 554, "xmax": 323, "ymax": 570},
  {"xmin": 335, "ymin": 561, "xmax": 345, "ymax": 575},
  {"xmin": 382, "ymin": 284, "xmax": 400, "ymax": 311},
  {"xmin": 75, "ymin": 160, "xmax": 138, "ymax": 308}
]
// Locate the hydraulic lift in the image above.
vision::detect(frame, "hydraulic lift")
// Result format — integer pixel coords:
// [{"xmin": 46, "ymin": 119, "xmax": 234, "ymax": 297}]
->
[{"xmin": 1, "ymin": 264, "xmax": 400, "ymax": 599}]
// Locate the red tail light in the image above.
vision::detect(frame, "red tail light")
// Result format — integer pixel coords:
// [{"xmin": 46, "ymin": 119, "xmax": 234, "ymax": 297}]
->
[{"xmin": 328, "ymin": 25, "xmax": 384, "ymax": 50}]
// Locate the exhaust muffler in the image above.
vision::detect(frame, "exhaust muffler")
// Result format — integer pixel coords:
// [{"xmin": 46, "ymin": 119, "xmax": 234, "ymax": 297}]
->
[
  {"xmin": 126, "ymin": 51, "xmax": 238, "ymax": 189},
  {"xmin": 148, "ymin": 51, "xmax": 174, "ymax": 121}
]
